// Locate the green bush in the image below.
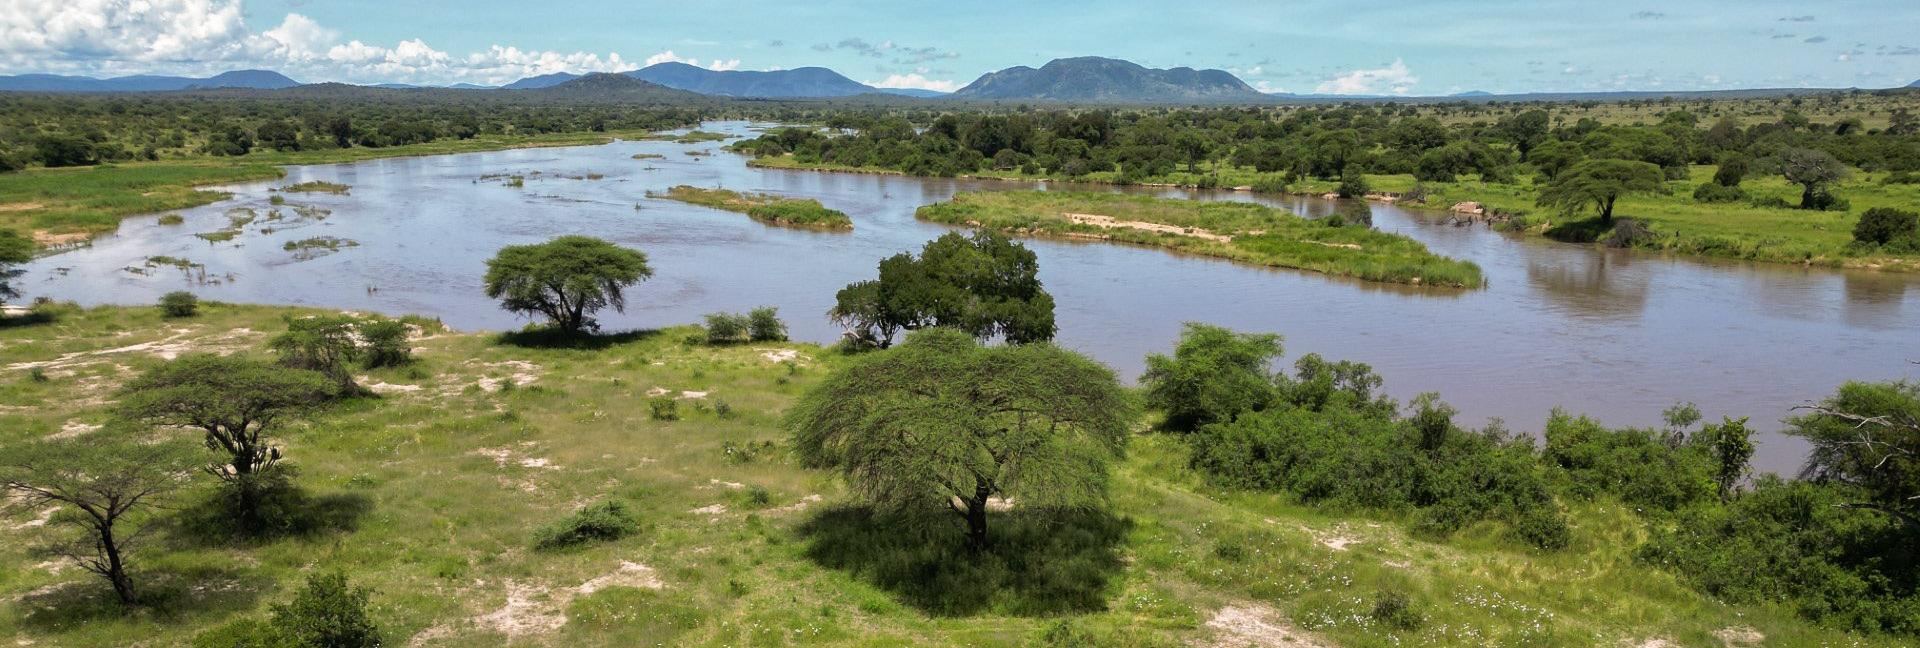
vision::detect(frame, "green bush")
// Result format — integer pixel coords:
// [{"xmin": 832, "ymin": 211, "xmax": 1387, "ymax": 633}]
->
[
  {"xmin": 1853, "ymin": 207, "xmax": 1919, "ymax": 246},
  {"xmin": 358, "ymin": 318, "xmax": 411, "ymax": 368},
  {"xmin": 648, "ymin": 397, "xmax": 679, "ymax": 421},
  {"xmin": 271, "ymin": 571, "xmax": 382, "ymax": 648},
  {"xmin": 1691, "ymin": 182, "xmax": 1748, "ymax": 203},
  {"xmin": 703, "ymin": 312, "xmax": 749, "ymax": 344},
  {"xmin": 534, "ymin": 500, "xmax": 638, "ymax": 550},
  {"xmin": 159, "ymin": 291, "xmax": 199, "ymax": 317},
  {"xmin": 1370, "ymin": 589, "xmax": 1422, "ymax": 630},
  {"xmin": 1541, "ymin": 411, "xmax": 1716, "ymax": 512},
  {"xmin": 747, "ymin": 306, "xmax": 787, "ymax": 341}
]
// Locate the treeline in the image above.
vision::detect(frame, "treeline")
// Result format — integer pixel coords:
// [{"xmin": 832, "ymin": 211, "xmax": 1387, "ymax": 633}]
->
[{"xmin": 0, "ymin": 94, "xmax": 709, "ymax": 170}]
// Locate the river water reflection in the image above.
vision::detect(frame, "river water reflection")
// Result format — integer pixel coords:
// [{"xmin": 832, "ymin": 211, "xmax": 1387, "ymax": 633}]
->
[{"xmin": 29, "ymin": 122, "xmax": 1920, "ymax": 474}]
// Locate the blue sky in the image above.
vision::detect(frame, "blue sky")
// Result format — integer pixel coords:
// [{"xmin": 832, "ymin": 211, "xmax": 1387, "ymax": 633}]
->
[{"xmin": 4, "ymin": 0, "xmax": 1917, "ymax": 93}]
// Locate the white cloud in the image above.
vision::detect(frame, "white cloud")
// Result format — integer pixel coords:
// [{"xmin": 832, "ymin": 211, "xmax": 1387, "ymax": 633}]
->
[
  {"xmin": 1314, "ymin": 59, "xmax": 1419, "ymax": 95},
  {"xmin": 1253, "ymin": 80, "xmax": 1286, "ymax": 93},
  {"xmin": 866, "ymin": 73, "xmax": 959, "ymax": 93},
  {"xmin": 645, "ymin": 49, "xmax": 696, "ymax": 66},
  {"xmin": 0, "ymin": 0, "xmax": 740, "ymax": 85}
]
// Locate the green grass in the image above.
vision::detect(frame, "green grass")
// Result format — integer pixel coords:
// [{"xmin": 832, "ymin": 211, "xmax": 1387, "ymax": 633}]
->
[
  {"xmin": 0, "ymin": 129, "xmax": 663, "ymax": 241},
  {"xmin": 918, "ymin": 191, "xmax": 1484, "ymax": 288},
  {"xmin": 650, "ymin": 185, "xmax": 854, "ymax": 231},
  {"xmin": 0, "ymin": 303, "xmax": 1902, "ymax": 646},
  {"xmin": 277, "ymin": 181, "xmax": 350, "ymax": 195},
  {"xmin": 673, "ymin": 131, "xmax": 731, "ymax": 144}
]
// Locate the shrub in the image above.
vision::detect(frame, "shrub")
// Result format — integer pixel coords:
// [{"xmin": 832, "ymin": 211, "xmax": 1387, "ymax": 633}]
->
[
  {"xmin": 534, "ymin": 500, "xmax": 638, "ymax": 550},
  {"xmin": 747, "ymin": 306, "xmax": 787, "ymax": 341},
  {"xmin": 1691, "ymin": 182, "xmax": 1748, "ymax": 203},
  {"xmin": 1370, "ymin": 590, "xmax": 1422, "ymax": 630},
  {"xmin": 159, "ymin": 291, "xmax": 199, "ymax": 317},
  {"xmin": 648, "ymin": 397, "xmax": 679, "ymax": 421},
  {"xmin": 157, "ymin": 214, "xmax": 185, "ymax": 226},
  {"xmin": 1140, "ymin": 323, "xmax": 1282, "ymax": 432},
  {"xmin": 1542, "ymin": 410, "xmax": 1716, "ymax": 512},
  {"xmin": 1336, "ymin": 168, "xmax": 1370, "ymax": 198},
  {"xmin": 1882, "ymin": 170, "xmax": 1920, "ymax": 185},
  {"xmin": 1510, "ymin": 504, "xmax": 1572, "ymax": 550},
  {"xmin": 704, "ymin": 312, "xmax": 750, "ymax": 344},
  {"xmin": 271, "ymin": 571, "xmax": 382, "ymax": 648},
  {"xmin": 358, "ymin": 318, "xmax": 412, "ymax": 367},
  {"xmin": 1853, "ymin": 207, "xmax": 1920, "ymax": 246}
]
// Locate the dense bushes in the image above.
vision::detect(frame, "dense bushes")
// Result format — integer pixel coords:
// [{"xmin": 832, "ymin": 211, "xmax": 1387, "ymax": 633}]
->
[
  {"xmin": 1853, "ymin": 207, "xmax": 1919, "ymax": 248},
  {"xmin": 159, "ymin": 291, "xmax": 199, "ymax": 317},
  {"xmin": 704, "ymin": 306, "xmax": 786, "ymax": 344},
  {"xmin": 194, "ymin": 571, "xmax": 381, "ymax": 647},
  {"xmin": 1540, "ymin": 411, "xmax": 1716, "ymax": 512},
  {"xmin": 534, "ymin": 500, "xmax": 638, "ymax": 550}
]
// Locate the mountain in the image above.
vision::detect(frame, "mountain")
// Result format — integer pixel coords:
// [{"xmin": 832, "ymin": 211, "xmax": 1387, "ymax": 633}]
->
[
  {"xmin": 1452, "ymin": 90, "xmax": 1493, "ymax": 97},
  {"xmin": 951, "ymin": 57, "xmax": 1264, "ymax": 103},
  {"xmin": 0, "ymin": 69, "xmax": 299, "ymax": 92},
  {"xmin": 501, "ymin": 72, "xmax": 581, "ymax": 90},
  {"xmin": 448, "ymin": 83, "xmax": 494, "ymax": 90},
  {"xmin": 627, "ymin": 62, "xmax": 875, "ymax": 98},
  {"xmin": 873, "ymin": 88, "xmax": 949, "ymax": 98},
  {"xmin": 1909, "ymin": 79, "xmax": 1920, "ymax": 88},
  {"xmin": 522, "ymin": 73, "xmax": 703, "ymax": 102}
]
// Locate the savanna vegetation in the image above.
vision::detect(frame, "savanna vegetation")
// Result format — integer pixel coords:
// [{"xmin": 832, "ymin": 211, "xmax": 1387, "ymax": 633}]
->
[{"xmin": 650, "ymin": 185, "xmax": 854, "ymax": 230}]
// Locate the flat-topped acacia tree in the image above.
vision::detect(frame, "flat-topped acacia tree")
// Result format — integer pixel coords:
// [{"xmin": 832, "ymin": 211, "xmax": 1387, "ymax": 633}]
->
[
  {"xmin": 786, "ymin": 328, "xmax": 1132, "ymax": 549},
  {"xmin": 484, "ymin": 236, "xmax": 652, "ymax": 334}
]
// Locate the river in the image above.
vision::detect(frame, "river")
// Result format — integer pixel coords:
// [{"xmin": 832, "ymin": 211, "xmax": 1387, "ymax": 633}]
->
[{"xmin": 28, "ymin": 121, "xmax": 1920, "ymax": 474}]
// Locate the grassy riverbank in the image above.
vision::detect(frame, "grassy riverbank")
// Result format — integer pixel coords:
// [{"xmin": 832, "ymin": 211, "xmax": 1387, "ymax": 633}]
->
[
  {"xmin": 0, "ymin": 303, "xmax": 1898, "ymax": 647},
  {"xmin": 749, "ymin": 153, "xmax": 1920, "ymax": 273},
  {"xmin": 651, "ymin": 185, "xmax": 854, "ymax": 231},
  {"xmin": 0, "ymin": 129, "xmax": 660, "ymax": 243},
  {"xmin": 917, "ymin": 191, "xmax": 1484, "ymax": 288}
]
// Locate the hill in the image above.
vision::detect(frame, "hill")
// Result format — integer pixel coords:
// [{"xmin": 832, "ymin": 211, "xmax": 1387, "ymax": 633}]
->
[
  {"xmin": 523, "ymin": 72, "xmax": 703, "ymax": 102},
  {"xmin": 0, "ymin": 69, "xmax": 298, "ymax": 92},
  {"xmin": 952, "ymin": 56, "xmax": 1264, "ymax": 103},
  {"xmin": 629, "ymin": 62, "xmax": 875, "ymax": 98},
  {"xmin": 501, "ymin": 71, "xmax": 581, "ymax": 89}
]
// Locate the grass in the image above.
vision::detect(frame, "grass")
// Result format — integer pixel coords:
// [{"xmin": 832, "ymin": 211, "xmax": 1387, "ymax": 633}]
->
[
  {"xmin": 918, "ymin": 191, "xmax": 1484, "ymax": 288},
  {"xmin": 650, "ymin": 185, "xmax": 854, "ymax": 231},
  {"xmin": 277, "ymin": 181, "xmax": 350, "ymax": 195},
  {"xmin": 673, "ymin": 131, "xmax": 731, "ymax": 144},
  {"xmin": 0, "ymin": 302, "xmax": 1902, "ymax": 646},
  {"xmin": 0, "ymin": 128, "xmax": 667, "ymax": 242}
]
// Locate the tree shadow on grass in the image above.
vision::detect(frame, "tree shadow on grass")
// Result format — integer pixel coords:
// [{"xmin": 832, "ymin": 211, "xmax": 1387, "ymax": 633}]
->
[
  {"xmin": 1543, "ymin": 217, "xmax": 1611, "ymax": 243},
  {"xmin": 495, "ymin": 327, "xmax": 662, "ymax": 350},
  {"xmin": 13, "ymin": 564, "xmax": 271, "ymax": 633},
  {"xmin": 795, "ymin": 504, "xmax": 1130, "ymax": 617},
  {"xmin": 163, "ymin": 479, "xmax": 372, "ymax": 548},
  {"xmin": 0, "ymin": 311, "xmax": 58, "ymax": 329}
]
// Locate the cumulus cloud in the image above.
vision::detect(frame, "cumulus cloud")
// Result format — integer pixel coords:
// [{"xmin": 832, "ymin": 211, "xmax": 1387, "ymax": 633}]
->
[
  {"xmin": 865, "ymin": 72, "xmax": 958, "ymax": 93},
  {"xmin": 0, "ymin": 0, "xmax": 741, "ymax": 85},
  {"xmin": 1315, "ymin": 59, "xmax": 1419, "ymax": 95}
]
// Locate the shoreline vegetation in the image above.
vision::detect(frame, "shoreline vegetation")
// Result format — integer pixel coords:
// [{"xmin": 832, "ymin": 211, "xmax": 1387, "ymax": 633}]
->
[
  {"xmin": 749, "ymin": 153, "xmax": 1920, "ymax": 273},
  {"xmin": 917, "ymin": 191, "xmax": 1484, "ymax": 287},
  {"xmin": 649, "ymin": 185, "xmax": 854, "ymax": 231},
  {"xmin": 0, "ymin": 128, "xmax": 677, "ymax": 245},
  {"xmin": 0, "ymin": 302, "xmax": 1910, "ymax": 647}
]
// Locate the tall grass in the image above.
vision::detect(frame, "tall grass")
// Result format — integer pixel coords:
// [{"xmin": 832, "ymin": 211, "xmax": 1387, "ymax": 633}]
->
[{"xmin": 651, "ymin": 185, "xmax": 853, "ymax": 231}]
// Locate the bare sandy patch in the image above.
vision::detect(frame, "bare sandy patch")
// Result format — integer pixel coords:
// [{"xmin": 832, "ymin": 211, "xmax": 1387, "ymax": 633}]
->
[
  {"xmin": 52, "ymin": 421, "xmax": 101, "ymax": 440},
  {"xmin": 365, "ymin": 381, "xmax": 423, "ymax": 395},
  {"xmin": 575, "ymin": 561, "xmax": 662, "ymax": 595},
  {"xmin": 766, "ymin": 494, "xmax": 824, "ymax": 516},
  {"xmin": 466, "ymin": 562, "xmax": 664, "ymax": 640},
  {"xmin": 690, "ymin": 504, "xmax": 728, "ymax": 516},
  {"xmin": 645, "ymin": 387, "xmax": 670, "ymax": 397},
  {"xmin": 1714, "ymin": 627, "xmax": 1765, "ymax": 647},
  {"xmin": 1063, "ymin": 212, "xmax": 1232, "ymax": 243},
  {"xmin": 1203, "ymin": 603, "xmax": 1330, "ymax": 647},
  {"xmin": 471, "ymin": 445, "xmax": 559, "ymax": 471},
  {"xmin": 708, "ymin": 479, "xmax": 745, "ymax": 490},
  {"xmin": 757, "ymin": 348, "xmax": 810, "ymax": 364},
  {"xmin": 0, "ymin": 202, "xmax": 43, "ymax": 212},
  {"xmin": 469, "ymin": 359, "xmax": 542, "ymax": 392},
  {"xmin": 678, "ymin": 390, "xmax": 708, "ymax": 399}
]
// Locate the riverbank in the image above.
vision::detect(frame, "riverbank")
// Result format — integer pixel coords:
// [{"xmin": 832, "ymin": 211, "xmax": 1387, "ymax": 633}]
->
[
  {"xmin": 0, "ymin": 302, "xmax": 1896, "ymax": 647},
  {"xmin": 748, "ymin": 153, "xmax": 1920, "ymax": 273},
  {"xmin": 0, "ymin": 129, "xmax": 670, "ymax": 246},
  {"xmin": 917, "ymin": 191, "xmax": 1485, "ymax": 288},
  {"xmin": 649, "ymin": 185, "xmax": 854, "ymax": 231}
]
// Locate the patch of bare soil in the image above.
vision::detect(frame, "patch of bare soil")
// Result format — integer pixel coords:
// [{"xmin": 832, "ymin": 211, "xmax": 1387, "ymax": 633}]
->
[
  {"xmin": 464, "ymin": 359, "xmax": 542, "ymax": 392},
  {"xmin": 1714, "ymin": 627, "xmax": 1765, "ymax": 647},
  {"xmin": 52, "ymin": 421, "xmax": 101, "ymax": 440},
  {"xmin": 1202, "ymin": 603, "xmax": 1332, "ymax": 647},
  {"xmin": 1063, "ymin": 212, "xmax": 1233, "ymax": 243},
  {"xmin": 690, "ymin": 504, "xmax": 728, "ymax": 516},
  {"xmin": 7, "ymin": 327, "xmax": 260, "ymax": 374},
  {"xmin": 756, "ymin": 348, "xmax": 810, "ymax": 364},
  {"xmin": 765, "ymin": 494, "xmax": 823, "ymax": 516},
  {"xmin": 0, "ymin": 202, "xmax": 44, "ymax": 212},
  {"xmin": 467, "ymin": 562, "xmax": 664, "ymax": 640}
]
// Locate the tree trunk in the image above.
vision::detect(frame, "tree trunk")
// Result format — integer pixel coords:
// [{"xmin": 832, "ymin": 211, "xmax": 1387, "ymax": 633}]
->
[
  {"xmin": 1800, "ymin": 184, "xmax": 1816, "ymax": 210},
  {"xmin": 100, "ymin": 525, "xmax": 135, "ymax": 604},
  {"xmin": 965, "ymin": 484, "xmax": 991, "ymax": 552},
  {"xmin": 1600, "ymin": 196, "xmax": 1616, "ymax": 222}
]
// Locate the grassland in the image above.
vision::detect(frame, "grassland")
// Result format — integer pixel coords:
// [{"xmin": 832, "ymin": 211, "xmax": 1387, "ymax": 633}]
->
[
  {"xmin": 0, "ymin": 302, "xmax": 1901, "ymax": 647},
  {"xmin": 918, "ymin": 191, "xmax": 1484, "ymax": 288},
  {"xmin": 276, "ymin": 181, "xmax": 351, "ymax": 195},
  {"xmin": 0, "ymin": 129, "xmax": 662, "ymax": 243},
  {"xmin": 651, "ymin": 185, "xmax": 854, "ymax": 231}
]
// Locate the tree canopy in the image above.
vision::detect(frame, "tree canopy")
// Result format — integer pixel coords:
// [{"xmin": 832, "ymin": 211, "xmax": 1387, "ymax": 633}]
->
[
  {"xmin": 786, "ymin": 328, "xmax": 1132, "ymax": 548},
  {"xmin": 117, "ymin": 354, "xmax": 337, "ymax": 481},
  {"xmin": 1778, "ymin": 147, "xmax": 1850, "ymax": 209},
  {"xmin": 1140, "ymin": 323, "xmax": 1284, "ymax": 432},
  {"xmin": 0, "ymin": 229, "xmax": 33, "ymax": 306},
  {"xmin": 1536, "ymin": 158, "xmax": 1667, "ymax": 222},
  {"xmin": 830, "ymin": 231, "xmax": 1056, "ymax": 348},
  {"xmin": 483, "ymin": 236, "xmax": 652, "ymax": 334},
  {"xmin": 1, "ymin": 437, "xmax": 198, "ymax": 604}
]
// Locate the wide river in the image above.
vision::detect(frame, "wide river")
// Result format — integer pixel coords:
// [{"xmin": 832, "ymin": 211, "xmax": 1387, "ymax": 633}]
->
[{"xmin": 28, "ymin": 122, "xmax": 1920, "ymax": 474}]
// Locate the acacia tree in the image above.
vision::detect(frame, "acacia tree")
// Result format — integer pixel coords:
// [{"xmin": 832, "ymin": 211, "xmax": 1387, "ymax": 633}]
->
[
  {"xmin": 270, "ymin": 315, "xmax": 364, "ymax": 393},
  {"xmin": 1140, "ymin": 323, "xmax": 1284, "ymax": 432},
  {"xmin": 1537, "ymin": 159, "xmax": 1667, "ymax": 222},
  {"xmin": 483, "ymin": 236, "xmax": 652, "ymax": 334},
  {"xmin": 117, "ymin": 354, "xmax": 335, "ymax": 519},
  {"xmin": 1777, "ymin": 147, "xmax": 1849, "ymax": 209},
  {"xmin": 0, "ymin": 229, "xmax": 33, "ymax": 307},
  {"xmin": 830, "ymin": 231, "xmax": 1055, "ymax": 348},
  {"xmin": 787, "ymin": 328, "xmax": 1132, "ymax": 549},
  {"xmin": 1790, "ymin": 381, "xmax": 1920, "ymax": 531},
  {"xmin": 1, "ymin": 438, "xmax": 197, "ymax": 604}
]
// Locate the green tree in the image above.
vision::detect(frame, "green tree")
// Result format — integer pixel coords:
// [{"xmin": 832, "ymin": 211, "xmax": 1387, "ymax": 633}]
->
[
  {"xmin": 787, "ymin": 329, "xmax": 1132, "ymax": 549},
  {"xmin": 747, "ymin": 306, "xmax": 787, "ymax": 342},
  {"xmin": 1692, "ymin": 416, "xmax": 1755, "ymax": 501},
  {"xmin": 1140, "ymin": 324, "xmax": 1283, "ymax": 432},
  {"xmin": 159, "ymin": 291, "xmax": 199, "ymax": 318},
  {"xmin": 483, "ymin": 236, "xmax": 652, "ymax": 334},
  {"xmin": 116, "ymin": 355, "xmax": 335, "ymax": 518},
  {"xmin": 1777, "ymin": 148, "xmax": 1849, "ymax": 210},
  {"xmin": 1, "ymin": 438, "xmax": 197, "ymax": 604},
  {"xmin": 1536, "ymin": 159, "xmax": 1667, "ymax": 222},
  {"xmin": 0, "ymin": 229, "xmax": 33, "ymax": 306},
  {"xmin": 830, "ymin": 232, "xmax": 1055, "ymax": 347},
  {"xmin": 1789, "ymin": 381, "xmax": 1920, "ymax": 530},
  {"xmin": 270, "ymin": 315, "xmax": 363, "ymax": 393},
  {"xmin": 1852, "ymin": 207, "xmax": 1919, "ymax": 246},
  {"xmin": 272, "ymin": 571, "xmax": 382, "ymax": 648}
]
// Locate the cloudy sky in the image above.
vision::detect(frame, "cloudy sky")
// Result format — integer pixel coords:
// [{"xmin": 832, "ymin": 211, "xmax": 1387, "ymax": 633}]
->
[{"xmin": 3, "ymin": 0, "xmax": 1917, "ymax": 93}]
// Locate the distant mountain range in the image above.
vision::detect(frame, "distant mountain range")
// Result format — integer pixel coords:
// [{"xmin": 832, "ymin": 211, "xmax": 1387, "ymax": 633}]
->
[
  {"xmin": 0, "ymin": 69, "xmax": 298, "ymax": 92},
  {"xmin": 3, "ymin": 60, "xmax": 1915, "ymax": 103},
  {"xmin": 953, "ymin": 57, "xmax": 1262, "ymax": 102}
]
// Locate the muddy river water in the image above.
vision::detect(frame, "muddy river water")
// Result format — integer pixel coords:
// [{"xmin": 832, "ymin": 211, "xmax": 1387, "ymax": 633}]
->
[{"xmin": 26, "ymin": 122, "xmax": 1920, "ymax": 474}]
